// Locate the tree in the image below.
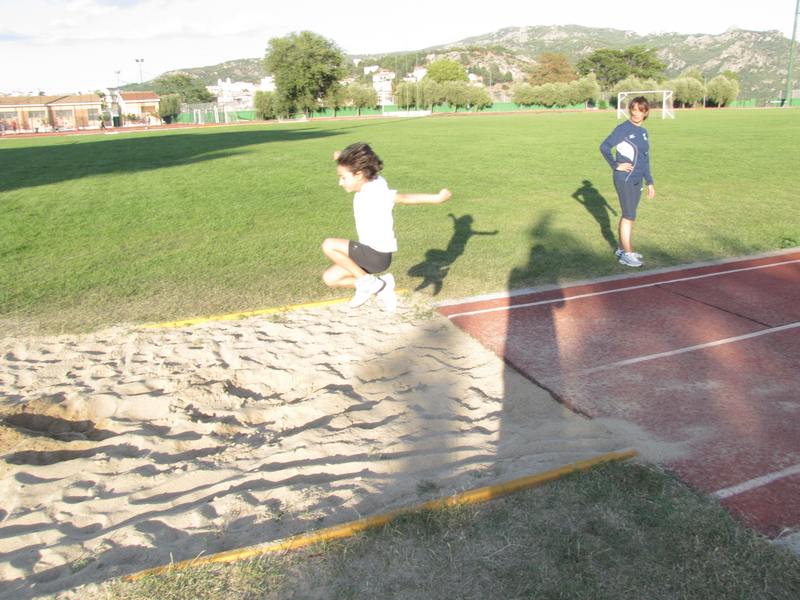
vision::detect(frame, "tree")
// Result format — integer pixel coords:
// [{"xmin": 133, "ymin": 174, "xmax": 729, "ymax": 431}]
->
[
  {"xmin": 682, "ymin": 69, "xmax": 705, "ymax": 83},
  {"xmin": 535, "ymin": 82, "xmax": 576, "ymax": 107},
  {"xmin": 576, "ymin": 46, "xmax": 666, "ymax": 89},
  {"xmin": 418, "ymin": 78, "xmax": 443, "ymax": 111},
  {"xmin": 154, "ymin": 73, "xmax": 215, "ymax": 103},
  {"xmin": 394, "ymin": 81, "xmax": 416, "ymax": 110},
  {"xmin": 264, "ymin": 31, "xmax": 346, "ymax": 118},
  {"xmin": 425, "ymin": 59, "xmax": 469, "ymax": 84},
  {"xmin": 570, "ymin": 74, "xmax": 601, "ymax": 109},
  {"xmin": 323, "ymin": 83, "xmax": 346, "ymax": 117},
  {"xmin": 612, "ymin": 76, "xmax": 664, "ymax": 106},
  {"xmin": 442, "ymin": 81, "xmax": 471, "ymax": 111},
  {"xmin": 670, "ymin": 77, "xmax": 705, "ymax": 108},
  {"xmin": 253, "ymin": 90, "xmax": 277, "ymax": 120},
  {"xmin": 466, "ymin": 85, "xmax": 493, "ymax": 111},
  {"xmin": 529, "ymin": 53, "xmax": 577, "ymax": 85},
  {"xmin": 513, "ymin": 83, "xmax": 536, "ymax": 107},
  {"xmin": 346, "ymin": 83, "xmax": 378, "ymax": 116},
  {"xmin": 158, "ymin": 93, "xmax": 181, "ymax": 124},
  {"xmin": 706, "ymin": 75, "xmax": 740, "ymax": 107}
]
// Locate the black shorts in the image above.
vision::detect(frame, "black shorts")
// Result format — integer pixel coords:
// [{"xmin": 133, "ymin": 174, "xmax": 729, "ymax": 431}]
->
[
  {"xmin": 614, "ymin": 179, "xmax": 643, "ymax": 221},
  {"xmin": 349, "ymin": 241, "xmax": 392, "ymax": 274}
]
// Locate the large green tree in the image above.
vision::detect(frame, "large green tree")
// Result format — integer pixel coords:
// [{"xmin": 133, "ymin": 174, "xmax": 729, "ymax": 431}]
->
[
  {"xmin": 418, "ymin": 78, "xmax": 443, "ymax": 110},
  {"xmin": 394, "ymin": 81, "xmax": 416, "ymax": 110},
  {"xmin": 529, "ymin": 53, "xmax": 577, "ymax": 85},
  {"xmin": 264, "ymin": 31, "xmax": 346, "ymax": 118},
  {"xmin": 466, "ymin": 84, "xmax": 493, "ymax": 111},
  {"xmin": 253, "ymin": 90, "xmax": 277, "ymax": 120},
  {"xmin": 441, "ymin": 81, "xmax": 470, "ymax": 111},
  {"xmin": 425, "ymin": 59, "xmax": 469, "ymax": 84},
  {"xmin": 154, "ymin": 73, "xmax": 214, "ymax": 103},
  {"xmin": 706, "ymin": 75, "xmax": 740, "ymax": 107},
  {"xmin": 157, "ymin": 93, "xmax": 181, "ymax": 123},
  {"xmin": 576, "ymin": 46, "xmax": 666, "ymax": 90},
  {"xmin": 571, "ymin": 74, "xmax": 601, "ymax": 108},
  {"xmin": 670, "ymin": 77, "xmax": 706, "ymax": 108},
  {"xmin": 514, "ymin": 75, "xmax": 599, "ymax": 109},
  {"xmin": 323, "ymin": 83, "xmax": 346, "ymax": 117},
  {"xmin": 346, "ymin": 83, "xmax": 378, "ymax": 116},
  {"xmin": 440, "ymin": 82, "xmax": 491, "ymax": 112}
]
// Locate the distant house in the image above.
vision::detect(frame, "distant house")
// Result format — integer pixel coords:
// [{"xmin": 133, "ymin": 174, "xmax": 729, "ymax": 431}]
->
[
  {"xmin": 115, "ymin": 91, "xmax": 160, "ymax": 124},
  {"xmin": 0, "ymin": 93, "xmax": 104, "ymax": 131},
  {"xmin": 49, "ymin": 94, "xmax": 106, "ymax": 129},
  {"xmin": 0, "ymin": 90, "xmax": 161, "ymax": 132}
]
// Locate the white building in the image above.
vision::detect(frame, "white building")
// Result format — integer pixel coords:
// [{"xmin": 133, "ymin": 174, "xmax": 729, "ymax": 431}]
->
[
  {"xmin": 405, "ymin": 66, "xmax": 428, "ymax": 82},
  {"xmin": 207, "ymin": 78, "xmax": 257, "ymax": 106},
  {"xmin": 372, "ymin": 69, "xmax": 396, "ymax": 105},
  {"xmin": 259, "ymin": 76, "xmax": 276, "ymax": 93}
]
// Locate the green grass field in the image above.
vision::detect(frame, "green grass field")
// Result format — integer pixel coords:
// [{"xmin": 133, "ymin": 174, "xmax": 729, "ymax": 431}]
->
[{"xmin": 1, "ymin": 109, "xmax": 798, "ymax": 333}]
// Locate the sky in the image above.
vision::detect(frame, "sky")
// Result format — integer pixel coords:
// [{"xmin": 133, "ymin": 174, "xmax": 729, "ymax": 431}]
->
[{"xmin": 1, "ymin": 0, "xmax": 797, "ymax": 94}]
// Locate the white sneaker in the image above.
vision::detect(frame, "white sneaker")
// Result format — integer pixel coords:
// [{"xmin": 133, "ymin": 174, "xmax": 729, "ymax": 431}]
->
[
  {"xmin": 377, "ymin": 273, "xmax": 397, "ymax": 313},
  {"xmin": 615, "ymin": 249, "xmax": 642, "ymax": 259},
  {"xmin": 349, "ymin": 274, "xmax": 386, "ymax": 309},
  {"xmin": 619, "ymin": 252, "xmax": 643, "ymax": 267}
]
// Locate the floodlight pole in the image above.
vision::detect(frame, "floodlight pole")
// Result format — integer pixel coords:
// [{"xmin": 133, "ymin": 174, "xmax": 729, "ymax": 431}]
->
[{"xmin": 785, "ymin": 0, "xmax": 800, "ymax": 106}]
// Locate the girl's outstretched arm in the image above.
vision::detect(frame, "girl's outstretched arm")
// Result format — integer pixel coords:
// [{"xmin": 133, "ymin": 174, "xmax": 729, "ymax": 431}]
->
[{"xmin": 394, "ymin": 189, "xmax": 451, "ymax": 205}]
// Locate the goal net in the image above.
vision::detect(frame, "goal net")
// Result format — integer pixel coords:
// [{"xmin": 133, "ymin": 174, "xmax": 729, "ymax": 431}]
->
[{"xmin": 617, "ymin": 90, "xmax": 675, "ymax": 119}]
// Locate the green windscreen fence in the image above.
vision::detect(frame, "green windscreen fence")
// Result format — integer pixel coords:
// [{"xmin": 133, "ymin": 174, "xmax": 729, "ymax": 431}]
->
[{"xmin": 174, "ymin": 100, "xmax": 798, "ymax": 123}]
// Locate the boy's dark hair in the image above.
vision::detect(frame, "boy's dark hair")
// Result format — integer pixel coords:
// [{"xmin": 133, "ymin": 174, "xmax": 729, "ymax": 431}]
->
[
  {"xmin": 337, "ymin": 143, "xmax": 384, "ymax": 181},
  {"xmin": 630, "ymin": 96, "xmax": 650, "ymax": 120}
]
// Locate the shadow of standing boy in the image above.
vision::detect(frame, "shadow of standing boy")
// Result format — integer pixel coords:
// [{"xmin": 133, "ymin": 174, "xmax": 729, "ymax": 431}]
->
[{"xmin": 571, "ymin": 180, "xmax": 618, "ymax": 250}]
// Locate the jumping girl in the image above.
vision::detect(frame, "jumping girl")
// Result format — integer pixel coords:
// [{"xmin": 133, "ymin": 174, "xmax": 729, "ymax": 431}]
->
[{"xmin": 322, "ymin": 143, "xmax": 451, "ymax": 311}]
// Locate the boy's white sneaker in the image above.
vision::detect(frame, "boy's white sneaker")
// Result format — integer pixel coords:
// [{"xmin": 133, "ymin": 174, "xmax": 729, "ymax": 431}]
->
[
  {"xmin": 377, "ymin": 273, "xmax": 397, "ymax": 313},
  {"xmin": 349, "ymin": 274, "xmax": 386, "ymax": 309}
]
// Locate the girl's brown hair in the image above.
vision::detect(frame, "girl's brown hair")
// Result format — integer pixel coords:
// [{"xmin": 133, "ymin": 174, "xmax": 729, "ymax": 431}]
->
[{"xmin": 336, "ymin": 143, "xmax": 384, "ymax": 181}]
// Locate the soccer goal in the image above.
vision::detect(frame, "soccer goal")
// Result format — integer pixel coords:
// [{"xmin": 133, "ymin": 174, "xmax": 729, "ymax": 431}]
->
[{"xmin": 617, "ymin": 90, "xmax": 675, "ymax": 119}]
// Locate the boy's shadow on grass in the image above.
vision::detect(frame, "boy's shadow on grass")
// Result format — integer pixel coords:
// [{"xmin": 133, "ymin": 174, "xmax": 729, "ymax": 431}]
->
[
  {"xmin": 407, "ymin": 214, "xmax": 498, "ymax": 295},
  {"xmin": 572, "ymin": 180, "xmax": 618, "ymax": 251}
]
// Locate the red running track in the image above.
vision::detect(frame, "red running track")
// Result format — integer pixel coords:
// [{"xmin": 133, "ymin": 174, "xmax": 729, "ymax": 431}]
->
[{"xmin": 439, "ymin": 251, "xmax": 800, "ymax": 537}]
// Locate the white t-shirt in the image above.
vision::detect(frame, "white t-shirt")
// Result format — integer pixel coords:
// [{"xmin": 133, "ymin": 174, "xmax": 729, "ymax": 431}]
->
[{"xmin": 353, "ymin": 176, "xmax": 398, "ymax": 253}]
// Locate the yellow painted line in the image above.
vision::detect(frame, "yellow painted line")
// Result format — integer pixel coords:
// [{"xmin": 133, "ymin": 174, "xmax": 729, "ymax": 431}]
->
[
  {"xmin": 138, "ymin": 289, "xmax": 410, "ymax": 329},
  {"xmin": 122, "ymin": 449, "xmax": 636, "ymax": 581}
]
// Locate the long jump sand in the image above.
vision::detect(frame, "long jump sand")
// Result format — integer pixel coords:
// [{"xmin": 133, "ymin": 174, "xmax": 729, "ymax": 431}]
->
[{"xmin": 0, "ymin": 294, "xmax": 681, "ymax": 599}]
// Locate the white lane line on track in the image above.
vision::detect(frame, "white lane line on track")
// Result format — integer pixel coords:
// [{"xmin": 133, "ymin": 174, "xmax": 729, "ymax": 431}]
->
[
  {"xmin": 713, "ymin": 463, "xmax": 800, "ymax": 500},
  {"xmin": 444, "ymin": 258, "xmax": 800, "ymax": 319},
  {"xmin": 536, "ymin": 321, "xmax": 800, "ymax": 381}
]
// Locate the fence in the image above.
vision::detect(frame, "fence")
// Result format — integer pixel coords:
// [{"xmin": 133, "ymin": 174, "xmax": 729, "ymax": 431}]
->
[{"xmin": 165, "ymin": 97, "xmax": 800, "ymax": 125}]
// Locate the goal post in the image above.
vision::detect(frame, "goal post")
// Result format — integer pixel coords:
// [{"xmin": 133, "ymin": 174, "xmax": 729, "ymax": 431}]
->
[{"xmin": 617, "ymin": 90, "xmax": 675, "ymax": 119}]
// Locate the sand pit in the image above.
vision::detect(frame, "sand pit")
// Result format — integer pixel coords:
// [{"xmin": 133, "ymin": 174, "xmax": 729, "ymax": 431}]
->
[{"xmin": 0, "ymin": 295, "xmax": 670, "ymax": 599}]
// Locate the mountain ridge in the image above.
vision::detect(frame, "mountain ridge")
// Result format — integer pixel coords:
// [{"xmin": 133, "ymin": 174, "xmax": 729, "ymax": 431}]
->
[{"xmin": 126, "ymin": 25, "xmax": 793, "ymax": 100}]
